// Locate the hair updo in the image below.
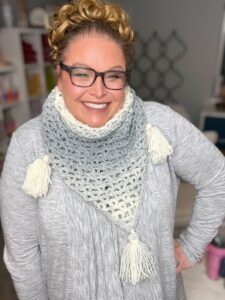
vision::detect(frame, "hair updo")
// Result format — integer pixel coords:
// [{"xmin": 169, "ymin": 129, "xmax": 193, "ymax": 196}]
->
[{"xmin": 48, "ymin": 0, "xmax": 135, "ymax": 68}]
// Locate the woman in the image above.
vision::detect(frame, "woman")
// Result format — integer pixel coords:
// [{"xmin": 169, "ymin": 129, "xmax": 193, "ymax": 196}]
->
[{"xmin": 1, "ymin": 0, "xmax": 225, "ymax": 299}]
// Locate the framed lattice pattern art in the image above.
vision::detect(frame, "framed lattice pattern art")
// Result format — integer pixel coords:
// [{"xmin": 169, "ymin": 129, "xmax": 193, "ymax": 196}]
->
[{"xmin": 130, "ymin": 30, "xmax": 187, "ymax": 103}]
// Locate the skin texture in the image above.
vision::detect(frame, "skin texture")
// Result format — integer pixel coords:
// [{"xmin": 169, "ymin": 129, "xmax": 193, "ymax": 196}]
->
[
  {"xmin": 174, "ymin": 239, "xmax": 191, "ymax": 273},
  {"xmin": 57, "ymin": 32, "xmax": 126, "ymax": 128}
]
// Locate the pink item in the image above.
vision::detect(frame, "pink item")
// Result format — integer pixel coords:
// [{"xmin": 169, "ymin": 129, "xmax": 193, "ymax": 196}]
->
[{"xmin": 205, "ymin": 244, "xmax": 225, "ymax": 280}]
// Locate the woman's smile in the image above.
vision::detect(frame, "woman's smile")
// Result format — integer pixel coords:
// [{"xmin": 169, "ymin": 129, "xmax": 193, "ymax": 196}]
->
[{"xmin": 82, "ymin": 101, "xmax": 109, "ymax": 110}]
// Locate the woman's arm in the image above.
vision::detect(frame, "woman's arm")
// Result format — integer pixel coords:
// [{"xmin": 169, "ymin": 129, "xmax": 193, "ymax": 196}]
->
[
  {"xmin": 171, "ymin": 110, "xmax": 225, "ymax": 266},
  {"xmin": 0, "ymin": 133, "xmax": 48, "ymax": 300}
]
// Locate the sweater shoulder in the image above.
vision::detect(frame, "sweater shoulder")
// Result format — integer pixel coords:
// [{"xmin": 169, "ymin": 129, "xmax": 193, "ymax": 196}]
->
[
  {"xmin": 14, "ymin": 116, "xmax": 41, "ymax": 138},
  {"xmin": 143, "ymin": 101, "xmax": 175, "ymax": 125},
  {"xmin": 12, "ymin": 116, "xmax": 45, "ymax": 162},
  {"xmin": 143, "ymin": 101, "xmax": 177, "ymax": 143}
]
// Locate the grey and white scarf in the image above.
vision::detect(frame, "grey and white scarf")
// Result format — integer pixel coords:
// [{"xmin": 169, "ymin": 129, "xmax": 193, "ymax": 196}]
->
[
  {"xmin": 22, "ymin": 85, "xmax": 173, "ymax": 285},
  {"xmin": 41, "ymin": 86, "xmax": 148, "ymax": 233}
]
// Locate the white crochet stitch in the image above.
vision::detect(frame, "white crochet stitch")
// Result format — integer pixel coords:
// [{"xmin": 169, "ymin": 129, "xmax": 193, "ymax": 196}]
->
[{"xmin": 146, "ymin": 123, "xmax": 173, "ymax": 164}]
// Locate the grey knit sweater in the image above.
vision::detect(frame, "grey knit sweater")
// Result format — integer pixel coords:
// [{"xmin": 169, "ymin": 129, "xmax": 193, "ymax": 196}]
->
[{"xmin": 1, "ymin": 101, "xmax": 225, "ymax": 300}]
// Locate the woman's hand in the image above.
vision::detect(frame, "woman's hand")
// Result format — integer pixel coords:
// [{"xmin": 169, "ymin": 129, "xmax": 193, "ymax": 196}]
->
[{"xmin": 174, "ymin": 239, "xmax": 191, "ymax": 273}]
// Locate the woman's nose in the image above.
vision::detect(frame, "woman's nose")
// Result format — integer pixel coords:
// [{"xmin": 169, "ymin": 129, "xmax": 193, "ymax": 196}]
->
[{"xmin": 89, "ymin": 76, "xmax": 106, "ymax": 98}]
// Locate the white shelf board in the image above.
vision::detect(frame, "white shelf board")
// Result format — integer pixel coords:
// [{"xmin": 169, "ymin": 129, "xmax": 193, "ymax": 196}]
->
[
  {"xmin": 24, "ymin": 63, "xmax": 42, "ymax": 70},
  {"xmin": 0, "ymin": 100, "xmax": 21, "ymax": 110},
  {"xmin": 0, "ymin": 65, "xmax": 15, "ymax": 74}
]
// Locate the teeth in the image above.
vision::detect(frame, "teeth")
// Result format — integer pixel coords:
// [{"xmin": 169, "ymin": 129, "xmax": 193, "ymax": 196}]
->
[{"xmin": 84, "ymin": 102, "xmax": 108, "ymax": 109}]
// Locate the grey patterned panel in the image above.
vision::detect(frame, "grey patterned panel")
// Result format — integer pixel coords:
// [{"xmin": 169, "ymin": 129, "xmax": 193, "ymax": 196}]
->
[{"xmin": 130, "ymin": 31, "xmax": 187, "ymax": 103}]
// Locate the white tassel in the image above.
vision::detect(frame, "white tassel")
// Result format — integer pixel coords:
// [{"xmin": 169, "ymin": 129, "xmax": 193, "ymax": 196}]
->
[
  {"xmin": 146, "ymin": 123, "xmax": 173, "ymax": 164},
  {"xmin": 120, "ymin": 230, "xmax": 156, "ymax": 285},
  {"xmin": 22, "ymin": 155, "xmax": 52, "ymax": 198}
]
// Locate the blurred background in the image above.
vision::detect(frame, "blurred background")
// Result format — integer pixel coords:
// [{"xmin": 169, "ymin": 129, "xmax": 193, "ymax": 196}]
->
[{"xmin": 0, "ymin": 0, "xmax": 225, "ymax": 299}]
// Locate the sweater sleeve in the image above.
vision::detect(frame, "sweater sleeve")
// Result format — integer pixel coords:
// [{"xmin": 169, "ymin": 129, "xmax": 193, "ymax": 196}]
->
[
  {"xmin": 0, "ymin": 133, "xmax": 48, "ymax": 300},
  {"xmin": 171, "ymin": 110, "xmax": 225, "ymax": 265}
]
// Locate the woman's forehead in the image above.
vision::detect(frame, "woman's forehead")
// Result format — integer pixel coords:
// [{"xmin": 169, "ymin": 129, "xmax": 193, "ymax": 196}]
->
[{"xmin": 62, "ymin": 32, "xmax": 126, "ymax": 70}]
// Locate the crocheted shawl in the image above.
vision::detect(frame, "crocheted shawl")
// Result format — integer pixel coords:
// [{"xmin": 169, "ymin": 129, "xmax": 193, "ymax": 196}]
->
[
  {"xmin": 41, "ymin": 86, "xmax": 147, "ymax": 233},
  {"xmin": 22, "ymin": 86, "xmax": 173, "ymax": 285}
]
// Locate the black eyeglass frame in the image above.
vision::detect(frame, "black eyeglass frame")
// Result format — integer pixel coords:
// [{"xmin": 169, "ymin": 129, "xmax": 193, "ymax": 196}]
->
[{"xmin": 59, "ymin": 62, "xmax": 130, "ymax": 90}]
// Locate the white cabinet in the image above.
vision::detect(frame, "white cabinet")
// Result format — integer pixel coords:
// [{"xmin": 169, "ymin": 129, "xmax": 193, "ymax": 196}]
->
[
  {"xmin": 0, "ymin": 27, "xmax": 55, "ymax": 170},
  {"xmin": 0, "ymin": 27, "xmax": 55, "ymax": 124}
]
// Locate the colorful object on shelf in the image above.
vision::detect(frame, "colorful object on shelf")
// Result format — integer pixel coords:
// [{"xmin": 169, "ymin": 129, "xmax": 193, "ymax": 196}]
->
[
  {"xmin": 0, "ymin": 28, "xmax": 53, "ymax": 160},
  {"xmin": 29, "ymin": 7, "xmax": 48, "ymax": 27},
  {"xmin": 0, "ymin": 73, "xmax": 19, "ymax": 103},
  {"xmin": 42, "ymin": 34, "xmax": 50, "ymax": 62},
  {"xmin": 22, "ymin": 40, "xmax": 37, "ymax": 64},
  {"xmin": 18, "ymin": 0, "xmax": 28, "ymax": 27},
  {"xmin": 26, "ymin": 70, "xmax": 42, "ymax": 97},
  {"xmin": 45, "ymin": 65, "xmax": 56, "ymax": 92}
]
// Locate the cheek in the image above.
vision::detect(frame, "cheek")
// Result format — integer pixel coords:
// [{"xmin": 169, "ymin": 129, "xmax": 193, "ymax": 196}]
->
[
  {"xmin": 115, "ymin": 91, "xmax": 125, "ymax": 108},
  {"xmin": 57, "ymin": 76, "xmax": 75, "ymax": 98},
  {"xmin": 57, "ymin": 72, "xmax": 74, "ymax": 96},
  {"xmin": 59, "ymin": 81, "xmax": 87, "ymax": 107}
]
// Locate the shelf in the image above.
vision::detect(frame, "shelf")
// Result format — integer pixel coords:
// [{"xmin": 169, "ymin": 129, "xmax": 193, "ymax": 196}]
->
[
  {"xmin": 24, "ymin": 62, "xmax": 52, "ymax": 70},
  {"xmin": 24, "ymin": 63, "xmax": 41, "ymax": 70},
  {"xmin": 0, "ymin": 65, "xmax": 15, "ymax": 74},
  {"xmin": 0, "ymin": 27, "xmax": 52, "ymax": 139},
  {"xmin": 1, "ymin": 100, "xmax": 20, "ymax": 110}
]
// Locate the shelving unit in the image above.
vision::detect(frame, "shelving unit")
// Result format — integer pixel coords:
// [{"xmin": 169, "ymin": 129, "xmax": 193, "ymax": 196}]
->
[
  {"xmin": 0, "ymin": 62, "xmax": 19, "ymax": 170},
  {"xmin": 0, "ymin": 64, "xmax": 19, "ymax": 106},
  {"xmin": 0, "ymin": 27, "xmax": 56, "ymax": 171},
  {"xmin": 0, "ymin": 27, "xmax": 55, "ymax": 125}
]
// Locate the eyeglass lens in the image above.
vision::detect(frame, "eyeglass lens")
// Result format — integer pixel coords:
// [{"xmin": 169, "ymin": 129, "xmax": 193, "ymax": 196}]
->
[{"xmin": 70, "ymin": 67, "xmax": 126, "ymax": 89}]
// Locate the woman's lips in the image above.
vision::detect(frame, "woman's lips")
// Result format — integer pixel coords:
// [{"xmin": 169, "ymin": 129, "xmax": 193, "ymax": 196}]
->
[{"xmin": 82, "ymin": 102, "xmax": 110, "ymax": 111}]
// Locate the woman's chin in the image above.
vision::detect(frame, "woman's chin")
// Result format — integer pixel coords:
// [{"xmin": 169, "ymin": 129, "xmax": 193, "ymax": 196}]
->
[{"xmin": 83, "ymin": 118, "xmax": 108, "ymax": 128}]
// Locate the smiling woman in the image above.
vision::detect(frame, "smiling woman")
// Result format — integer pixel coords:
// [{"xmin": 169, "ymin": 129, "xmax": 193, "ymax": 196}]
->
[
  {"xmin": 57, "ymin": 33, "xmax": 127, "ymax": 127},
  {"xmin": 1, "ymin": 0, "xmax": 225, "ymax": 300}
]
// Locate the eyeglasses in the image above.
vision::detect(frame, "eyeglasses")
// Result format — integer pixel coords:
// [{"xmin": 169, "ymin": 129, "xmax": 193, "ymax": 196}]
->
[{"xmin": 60, "ymin": 63, "xmax": 129, "ymax": 90}]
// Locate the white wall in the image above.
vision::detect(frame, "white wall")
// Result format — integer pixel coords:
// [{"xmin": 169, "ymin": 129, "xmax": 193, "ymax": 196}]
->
[{"xmin": 117, "ymin": 0, "xmax": 225, "ymax": 124}]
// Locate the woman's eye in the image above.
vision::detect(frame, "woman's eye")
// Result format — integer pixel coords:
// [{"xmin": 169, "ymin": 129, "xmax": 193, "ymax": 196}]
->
[
  {"xmin": 73, "ymin": 72, "xmax": 89, "ymax": 78},
  {"xmin": 107, "ymin": 72, "xmax": 123, "ymax": 80}
]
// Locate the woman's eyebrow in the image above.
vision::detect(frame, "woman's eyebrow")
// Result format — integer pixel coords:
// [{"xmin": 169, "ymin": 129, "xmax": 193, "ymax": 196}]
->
[{"xmin": 69, "ymin": 62, "xmax": 125, "ymax": 71}]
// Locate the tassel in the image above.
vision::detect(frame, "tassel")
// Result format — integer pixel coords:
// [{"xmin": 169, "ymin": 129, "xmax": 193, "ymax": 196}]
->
[
  {"xmin": 146, "ymin": 123, "xmax": 173, "ymax": 164},
  {"xmin": 120, "ymin": 230, "xmax": 156, "ymax": 285},
  {"xmin": 22, "ymin": 155, "xmax": 52, "ymax": 198}
]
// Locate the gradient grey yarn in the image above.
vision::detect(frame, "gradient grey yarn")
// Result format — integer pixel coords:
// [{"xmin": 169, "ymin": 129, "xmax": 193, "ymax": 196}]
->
[{"xmin": 41, "ymin": 87, "xmax": 148, "ymax": 232}]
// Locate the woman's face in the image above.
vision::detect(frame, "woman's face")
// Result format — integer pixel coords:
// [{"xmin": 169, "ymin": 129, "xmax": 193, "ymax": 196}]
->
[{"xmin": 57, "ymin": 33, "xmax": 127, "ymax": 128}]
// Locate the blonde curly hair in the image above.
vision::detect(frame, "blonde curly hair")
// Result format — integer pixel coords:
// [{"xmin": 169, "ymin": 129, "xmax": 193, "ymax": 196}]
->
[{"xmin": 48, "ymin": 0, "xmax": 135, "ymax": 67}]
